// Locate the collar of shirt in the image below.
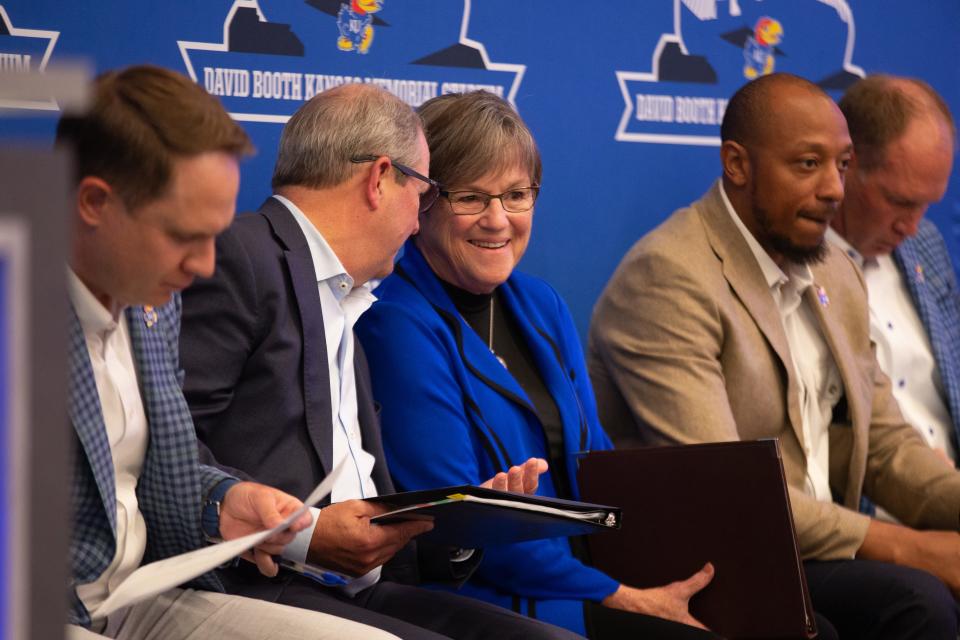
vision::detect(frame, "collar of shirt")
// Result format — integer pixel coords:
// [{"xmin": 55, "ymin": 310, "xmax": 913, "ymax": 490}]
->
[
  {"xmin": 718, "ymin": 181, "xmax": 815, "ymax": 310},
  {"xmin": 824, "ymin": 226, "xmax": 869, "ymax": 270},
  {"xmin": 67, "ymin": 268, "xmax": 124, "ymax": 338},
  {"xmin": 274, "ymin": 194, "xmax": 376, "ymax": 306}
]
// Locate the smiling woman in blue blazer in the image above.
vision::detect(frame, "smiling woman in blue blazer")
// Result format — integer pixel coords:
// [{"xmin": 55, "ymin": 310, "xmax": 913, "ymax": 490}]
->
[{"xmin": 355, "ymin": 91, "xmax": 716, "ymax": 639}]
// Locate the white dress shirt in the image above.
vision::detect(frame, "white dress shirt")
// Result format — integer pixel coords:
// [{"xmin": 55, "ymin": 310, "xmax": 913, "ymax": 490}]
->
[
  {"xmin": 826, "ymin": 228, "xmax": 956, "ymax": 462},
  {"xmin": 68, "ymin": 270, "xmax": 149, "ymax": 618},
  {"xmin": 721, "ymin": 184, "xmax": 842, "ymax": 503},
  {"xmin": 275, "ymin": 195, "xmax": 381, "ymax": 593}
]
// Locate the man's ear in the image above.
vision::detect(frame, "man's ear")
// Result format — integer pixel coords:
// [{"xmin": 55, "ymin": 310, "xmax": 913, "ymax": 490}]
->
[
  {"xmin": 76, "ymin": 176, "xmax": 115, "ymax": 228},
  {"xmin": 720, "ymin": 140, "xmax": 751, "ymax": 188},
  {"xmin": 362, "ymin": 156, "xmax": 393, "ymax": 211}
]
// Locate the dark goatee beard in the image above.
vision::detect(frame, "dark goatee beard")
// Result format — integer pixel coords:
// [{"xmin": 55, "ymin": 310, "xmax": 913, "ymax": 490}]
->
[
  {"xmin": 766, "ymin": 232, "xmax": 828, "ymax": 265},
  {"xmin": 754, "ymin": 206, "xmax": 829, "ymax": 266}
]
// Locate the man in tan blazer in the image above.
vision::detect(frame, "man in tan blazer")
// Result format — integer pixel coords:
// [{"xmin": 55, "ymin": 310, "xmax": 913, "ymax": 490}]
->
[{"xmin": 589, "ymin": 73, "xmax": 960, "ymax": 638}]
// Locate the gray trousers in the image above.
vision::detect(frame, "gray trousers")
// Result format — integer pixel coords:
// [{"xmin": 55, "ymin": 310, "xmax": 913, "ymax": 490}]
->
[{"xmin": 66, "ymin": 587, "xmax": 399, "ymax": 639}]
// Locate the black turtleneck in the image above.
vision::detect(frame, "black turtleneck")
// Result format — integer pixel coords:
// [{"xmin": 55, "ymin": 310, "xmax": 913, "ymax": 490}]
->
[{"xmin": 440, "ymin": 280, "xmax": 572, "ymax": 500}]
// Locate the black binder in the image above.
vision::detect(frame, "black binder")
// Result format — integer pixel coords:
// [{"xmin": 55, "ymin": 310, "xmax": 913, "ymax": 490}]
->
[
  {"xmin": 366, "ymin": 485, "xmax": 621, "ymax": 548},
  {"xmin": 578, "ymin": 439, "xmax": 816, "ymax": 640}
]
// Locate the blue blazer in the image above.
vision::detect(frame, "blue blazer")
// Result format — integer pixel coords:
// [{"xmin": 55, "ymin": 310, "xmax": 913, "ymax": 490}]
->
[
  {"xmin": 893, "ymin": 219, "xmax": 960, "ymax": 455},
  {"xmin": 68, "ymin": 295, "xmax": 230, "ymax": 626},
  {"xmin": 356, "ymin": 240, "xmax": 618, "ymax": 635}
]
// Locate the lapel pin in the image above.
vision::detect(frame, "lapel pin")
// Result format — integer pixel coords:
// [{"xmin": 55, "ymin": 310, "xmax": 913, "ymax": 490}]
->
[
  {"xmin": 914, "ymin": 263, "xmax": 925, "ymax": 284},
  {"xmin": 143, "ymin": 305, "xmax": 158, "ymax": 328},
  {"xmin": 815, "ymin": 285, "xmax": 830, "ymax": 308}
]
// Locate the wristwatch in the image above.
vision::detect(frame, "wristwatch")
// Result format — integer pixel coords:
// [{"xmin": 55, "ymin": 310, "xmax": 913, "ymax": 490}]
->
[{"xmin": 202, "ymin": 479, "xmax": 238, "ymax": 542}]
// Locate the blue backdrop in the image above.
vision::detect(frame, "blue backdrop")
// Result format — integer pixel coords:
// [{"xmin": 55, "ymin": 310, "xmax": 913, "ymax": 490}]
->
[{"xmin": 1, "ymin": 0, "xmax": 958, "ymax": 339}]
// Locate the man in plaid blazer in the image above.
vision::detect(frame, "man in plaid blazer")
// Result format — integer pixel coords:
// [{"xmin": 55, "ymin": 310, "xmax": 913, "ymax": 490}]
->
[
  {"xmin": 827, "ymin": 75, "xmax": 959, "ymax": 467},
  {"xmin": 62, "ymin": 65, "xmax": 398, "ymax": 639},
  {"xmin": 893, "ymin": 221, "xmax": 960, "ymax": 448}
]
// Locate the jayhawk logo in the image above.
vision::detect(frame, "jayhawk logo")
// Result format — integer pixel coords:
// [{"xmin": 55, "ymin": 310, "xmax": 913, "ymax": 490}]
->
[
  {"xmin": 743, "ymin": 16, "xmax": 783, "ymax": 79},
  {"xmin": 337, "ymin": 0, "xmax": 383, "ymax": 54}
]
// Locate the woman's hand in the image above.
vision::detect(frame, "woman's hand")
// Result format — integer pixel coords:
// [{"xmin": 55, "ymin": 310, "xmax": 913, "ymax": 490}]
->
[{"xmin": 480, "ymin": 457, "xmax": 548, "ymax": 494}]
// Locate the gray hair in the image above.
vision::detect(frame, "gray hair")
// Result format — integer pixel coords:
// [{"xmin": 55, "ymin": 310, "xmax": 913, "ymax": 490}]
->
[
  {"xmin": 272, "ymin": 83, "xmax": 423, "ymax": 190},
  {"xmin": 418, "ymin": 91, "xmax": 541, "ymax": 190}
]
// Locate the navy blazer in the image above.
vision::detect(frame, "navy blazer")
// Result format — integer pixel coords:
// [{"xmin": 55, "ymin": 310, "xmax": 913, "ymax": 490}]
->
[
  {"xmin": 180, "ymin": 197, "xmax": 393, "ymax": 501},
  {"xmin": 180, "ymin": 197, "xmax": 462, "ymax": 596},
  {"xmin": 894, "ymin": 219, "xmax": 960, "ymax": 455},
  {"xmin": 356, "ymin": 240, "xmax": 618, "ymax": 635},
  {"xmin": 68, "ymin": 296, "xmax": 229, "ymax": 626}
]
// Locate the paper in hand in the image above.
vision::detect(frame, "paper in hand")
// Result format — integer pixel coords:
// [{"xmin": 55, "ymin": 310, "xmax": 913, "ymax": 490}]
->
[{"xmin": 94, "ymin": 460, "xmax": 347, "ymax": 618}]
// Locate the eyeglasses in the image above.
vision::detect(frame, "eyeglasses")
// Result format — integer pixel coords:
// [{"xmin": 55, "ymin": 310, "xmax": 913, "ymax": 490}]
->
[
  {"xmin": 350, "ymin": 155, "xmax": 440, "ymax": 213},
  {"xmin": 440, "ymin": 187, "xmax": 540, "ymax": 215}
]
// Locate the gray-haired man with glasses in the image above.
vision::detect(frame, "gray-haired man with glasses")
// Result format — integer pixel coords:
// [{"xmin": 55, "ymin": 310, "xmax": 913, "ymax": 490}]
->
[{"xmin": 177, "ymin": 83, "xmax": 582, "ymax": 640}]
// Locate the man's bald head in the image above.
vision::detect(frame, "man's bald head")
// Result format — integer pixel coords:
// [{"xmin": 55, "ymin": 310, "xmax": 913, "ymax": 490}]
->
[{"xmin": 721, "ymin": 73, "xmax": 835, "ymax": 150}]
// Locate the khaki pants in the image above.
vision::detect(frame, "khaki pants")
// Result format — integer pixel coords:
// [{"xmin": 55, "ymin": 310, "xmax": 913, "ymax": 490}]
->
[{"xmin": 66, "ymin": 588, "xmax": 400, "ymax": 640}]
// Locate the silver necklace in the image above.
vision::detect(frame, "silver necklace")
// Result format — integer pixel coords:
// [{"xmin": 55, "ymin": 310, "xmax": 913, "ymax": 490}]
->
[{"xmin": 488, "ymin": 297, "xmax": 508, "ymax": 369}]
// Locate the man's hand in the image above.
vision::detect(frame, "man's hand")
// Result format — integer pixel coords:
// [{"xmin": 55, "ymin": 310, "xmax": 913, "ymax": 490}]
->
[
  {"xmin": 859, "ymin": 519, "xmax": 960, "ymax": 598},
  {"xmin": 911, "ymin": 530, "xmax": 960, "ymax": 598},
  {"xmin": 601, "ymin": 562, "xmax": 715, "ymax": 630},
  {"xmin": 480, "ymin": 457, "xmax": 548, "ymax": 494},
  {"xmin": 306, "ymin": 499, "xmax": 433, "ymax": 576},
  {"xmin": 218, "ymin": 481, "xmax": 314, "ymax": 578}
]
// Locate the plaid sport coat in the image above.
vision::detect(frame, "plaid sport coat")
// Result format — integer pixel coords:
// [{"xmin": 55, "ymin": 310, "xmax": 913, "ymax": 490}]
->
[
  {"xmin": 67, "ymin": 293, "xmax": 231, "ymax": 626},
  {"xmin": 893, "ymin": 219, "xmax": 960, "ymax": 456}
]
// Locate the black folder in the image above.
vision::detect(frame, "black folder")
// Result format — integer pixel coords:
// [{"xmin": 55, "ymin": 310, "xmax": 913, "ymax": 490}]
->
[
  {"xmin": 366, "ymin": 485, "xmax": 621, "ymax": 548},
  {"xmin": 578, "ymin": 440, "xmax": 816, "ymax": 640}
]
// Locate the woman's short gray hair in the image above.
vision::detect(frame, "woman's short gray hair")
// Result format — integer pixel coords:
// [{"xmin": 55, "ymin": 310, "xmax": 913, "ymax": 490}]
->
[
  {"xmin": 272, "ymin": 83, "xmax": 423, "ymax": 190},
  {"xmin": 418, "ymin": 91, "xmax": 541, "ymax": 191}
]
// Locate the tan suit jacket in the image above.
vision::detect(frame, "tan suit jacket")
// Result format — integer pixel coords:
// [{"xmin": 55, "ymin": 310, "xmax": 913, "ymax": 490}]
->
[{"xmin": 588, "ymin": 181, "xmax": 960, "ymax": 560}]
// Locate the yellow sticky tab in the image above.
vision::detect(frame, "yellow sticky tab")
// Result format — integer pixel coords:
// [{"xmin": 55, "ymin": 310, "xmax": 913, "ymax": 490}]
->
[{"xmin": 446, "ymin": 494, "xmax": 467, "ymax": 501}]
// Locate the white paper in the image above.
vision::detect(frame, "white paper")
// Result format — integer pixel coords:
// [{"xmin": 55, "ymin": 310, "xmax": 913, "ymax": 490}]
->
[
  {"xmin": 373, "ymin": 492, "xmax": 615, "ymax": 525},
  {"xmin": 94, "ymin": 461, "xmax": 346, "ymax": 618},
  {"xmin": 457, "ymin": 494, "xmax": 613, "ymax": 523}
]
